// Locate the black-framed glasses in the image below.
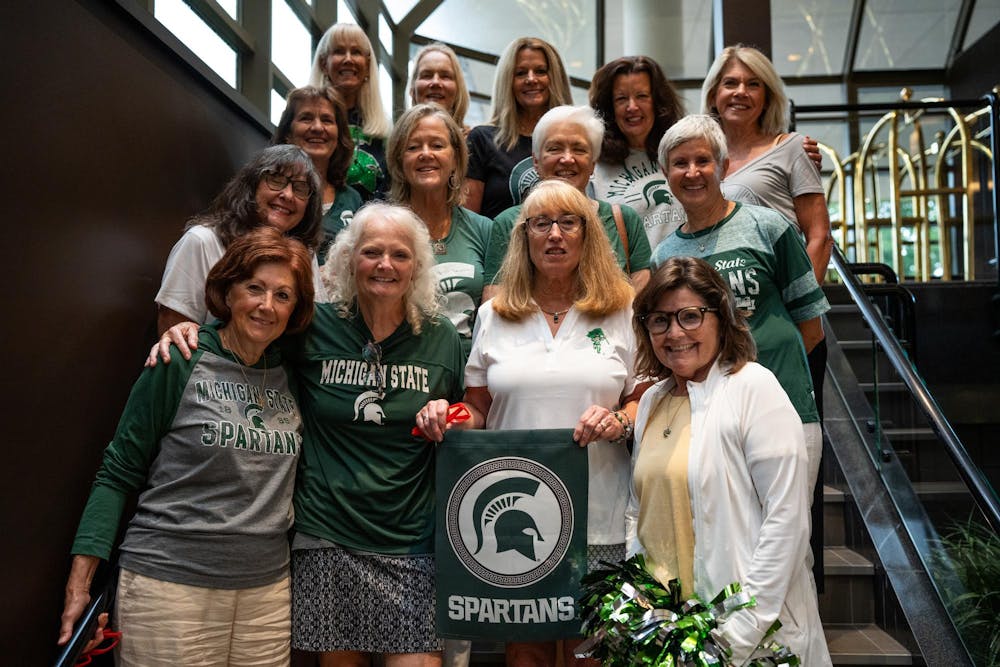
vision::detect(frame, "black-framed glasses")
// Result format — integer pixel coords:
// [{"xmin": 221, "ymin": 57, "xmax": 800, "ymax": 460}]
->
[
  {"xmin": 263, "ymin": 172, "xmax": 313, "ymax": 201},
  {"xmin": 362, "ymin": 341, "xmax": 386, "ymax": 396},
  {"xmin": 638, "ymin": 306, "xmax": 719, "ymax": 335},
  {"xmin": 524, "ymin": 214, "xmax": 585, "ymax": 235}
]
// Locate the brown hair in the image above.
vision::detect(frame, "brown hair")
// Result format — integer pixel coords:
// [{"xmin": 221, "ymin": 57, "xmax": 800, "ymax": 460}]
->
[
  {"xmin": 272, "ymin": 85, "xmax": 355, "ymax": 190},
  {"xmin": 633, "ymin": 256, "xmax": 755, "ymax": 379},
  {"xmin": 188, "ymin": 144, "xmax": 323, "ymax": 252},
  {"xmin": 589, "ymin": 56, "xmax": 685, "ymax": 164},
  {"xmin": 205, "ymin": 226, "xmax": 315, "ymax": 334}
]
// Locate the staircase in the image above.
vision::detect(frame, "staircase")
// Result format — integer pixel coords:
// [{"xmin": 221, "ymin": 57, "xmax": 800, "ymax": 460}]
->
[{"xmin": 818, "ymin": 275, "xmax": 978, "ymax": 666}]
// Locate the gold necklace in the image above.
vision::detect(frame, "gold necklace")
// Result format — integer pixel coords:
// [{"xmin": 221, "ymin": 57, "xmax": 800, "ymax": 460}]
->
[
  {"xmin": 220, "ymin": 328, "xmax": 268, "ymax": 406},
  {"xmin": 661, "ymin": 391, "xmax": 689, "ymax": 438}
]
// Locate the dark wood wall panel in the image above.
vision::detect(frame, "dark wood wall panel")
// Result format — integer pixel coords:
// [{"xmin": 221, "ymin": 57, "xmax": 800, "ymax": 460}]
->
[{"xmin": 0, "ymin": 2, "xmax": 269, "ymax": 663}]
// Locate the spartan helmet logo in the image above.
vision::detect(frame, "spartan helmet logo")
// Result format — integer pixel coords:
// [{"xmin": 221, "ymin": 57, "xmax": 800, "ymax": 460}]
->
[
  {"xmin": 243, "ymin": 403, "xmax": 266, "ymax": 429},
  {"xmin": 643, "ymin": 179, "xmax": 673, "ymax": 206},
  {"xmin": 473, "ymin": 477, "xmax": 544, "ymax": 561},
  {"xmin": 447, "ymin": 457, "xmax": 574, "ymax": 588},
  {"xmin": 353, "ymin": 390, "xmax": 387, "ymax": 425}
]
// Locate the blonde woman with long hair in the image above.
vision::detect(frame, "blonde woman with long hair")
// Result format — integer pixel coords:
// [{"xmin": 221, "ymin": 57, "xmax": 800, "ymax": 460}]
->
[
  {"xmin": 310, "ymin": 23, "xmax": 391, "ymax": 200},
  {"xmin": 418, "ymin": 180, "xmax": 649, "ymax": 667},
  {"xmin": 465, "ymin": 37, "xmax": 572, "ymax": 218}
]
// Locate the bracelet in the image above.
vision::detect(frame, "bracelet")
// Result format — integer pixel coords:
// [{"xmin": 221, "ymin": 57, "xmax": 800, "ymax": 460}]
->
[{"xmin": 610, "ymin": 410, "xmax": 633, "ymax": 444}]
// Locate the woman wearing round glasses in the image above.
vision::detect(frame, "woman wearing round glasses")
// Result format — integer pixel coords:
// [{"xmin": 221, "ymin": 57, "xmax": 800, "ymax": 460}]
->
[
  {"xmin": 651, "ymin": 115, "xmax": 828, "ymax": 492},
  {"xmin": 482, "ymin": 105, "xmax": 651, "ymax": 301},
  {"xmin": 155, "ymin": 144, "xmax": 326, "ymax": 334},
  {"xmin": 418, "ymin": 179, "xmax": 646, "ymax": 667},
  {"xmin": 627, "ymin": 256, "xmax": 831, "ymax": 666}
]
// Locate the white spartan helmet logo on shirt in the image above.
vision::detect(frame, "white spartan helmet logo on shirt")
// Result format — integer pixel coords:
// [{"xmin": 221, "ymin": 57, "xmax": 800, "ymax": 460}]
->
[{"xmin": 353, "ymin": 390, "xmax": 386, "ymax": 424}]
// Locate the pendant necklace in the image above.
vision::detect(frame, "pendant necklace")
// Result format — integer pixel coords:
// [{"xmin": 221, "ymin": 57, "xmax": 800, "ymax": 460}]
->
[
  {"xmin": 541, "ymin": 307, "xmax": 571, "ymax": 323},
  {"xmin": 661, "ymin": 390, "xmax": 688, "ymax": 438},
  {"xmin": 690, "ymin": 201, "xmax": 733, "ymax": 252},
  {"xmin": 429, "ymin": 217, "xmax": 451, "ymax": 255},
  {"xmin": 221, "ymin": 328, "xmax": 268, "ymax": 403}
]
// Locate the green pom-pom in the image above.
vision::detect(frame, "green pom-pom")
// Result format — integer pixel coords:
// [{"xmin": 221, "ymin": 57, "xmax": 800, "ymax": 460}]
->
[{"xmin": 576, "ymin": 554, "xmax": 799, "ymax": 666}]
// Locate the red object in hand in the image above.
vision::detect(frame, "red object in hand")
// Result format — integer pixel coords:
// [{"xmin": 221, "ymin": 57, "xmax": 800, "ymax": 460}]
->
[
  {"xmin": 411, "ymin": 403, "xmax": 471, "ymax": 439},
  {"xmin": 76, "ymin": 629, "xmax": 122, "ymax": 666}
]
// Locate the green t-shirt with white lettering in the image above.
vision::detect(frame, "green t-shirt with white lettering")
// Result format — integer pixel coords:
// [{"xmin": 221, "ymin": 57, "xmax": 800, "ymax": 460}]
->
[
  {"xmin": 651, "ymin": 203, "xmax": 829, "ymax": 423},
  {"xmin": 288, "ymin": 303, "xmax": 464, "ymax": 554}
]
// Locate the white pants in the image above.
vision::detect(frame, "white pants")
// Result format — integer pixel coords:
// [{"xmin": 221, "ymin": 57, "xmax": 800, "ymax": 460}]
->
[
  {"xmin": 803, "ymin": 420, "xmax": 822, "ymax": 505},
  {"xmin": 115, "ymin": 568, "xmax": 290, "ymax": 667}
]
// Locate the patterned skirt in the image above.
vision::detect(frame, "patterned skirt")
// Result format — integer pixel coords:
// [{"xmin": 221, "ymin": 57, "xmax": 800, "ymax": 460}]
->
[
  {"xmin": 291, "ymin": 545, "xmax": 442, "ymax": 654},
  {"xmin": 587, "ymin": 542, "xmax": 626, "ymax": 573}
]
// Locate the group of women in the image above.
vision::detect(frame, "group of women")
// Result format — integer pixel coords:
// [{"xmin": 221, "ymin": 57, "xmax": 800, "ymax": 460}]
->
[{"xmin": 58, "ymin": 23, "xmax": 834, "ymax": 667}]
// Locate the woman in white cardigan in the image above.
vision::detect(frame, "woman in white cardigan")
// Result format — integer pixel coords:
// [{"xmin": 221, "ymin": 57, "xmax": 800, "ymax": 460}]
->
[{"xmin": 625, "ymin": 256, "xmax": 830, "ymax": 667}]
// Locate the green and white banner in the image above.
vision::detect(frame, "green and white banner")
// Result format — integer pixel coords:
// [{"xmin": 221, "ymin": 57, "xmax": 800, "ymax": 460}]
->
[{"xmin": 435, "ymin": 429, "xmax": 588, "ymax": 641}]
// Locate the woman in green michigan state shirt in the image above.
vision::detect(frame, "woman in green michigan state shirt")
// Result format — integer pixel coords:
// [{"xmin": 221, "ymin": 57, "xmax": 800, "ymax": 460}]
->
[
  {"xmin": 60, "ymin": 228, "xmax": 316, "ymax": 666},
  {"xmin": 385, "ymin": 104, "xmax": 492, "ymax": 359},
  {"xmin": 155, "ymin": 203, "xmax": 465, "ymax": 664}
]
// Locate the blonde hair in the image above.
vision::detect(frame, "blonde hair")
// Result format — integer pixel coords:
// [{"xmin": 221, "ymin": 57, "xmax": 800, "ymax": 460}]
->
[
  {"xmin": 493, "ymin": 180, "xmax": 632, "ymax": 321},
  {"xmin": 387, "ymin": 104, "xmax": 468, "ymax": 208},
  {"xmin": 322, "ymin": 202, "xmax": 441, "ymax": 333},
  {"xmin": 408, "ymin": 43, "xmax": 470, "ymax": 128},
  {"xmin": 309, "ymin": 23, "xmax": 391, "ymax": 138},
  {"xmin": 489, "ymin": 37, "xmax": 572, "ymax": 151},
  {"xmin": 702, "ymin": 44, "xmax": 789, "ymax": 136}
]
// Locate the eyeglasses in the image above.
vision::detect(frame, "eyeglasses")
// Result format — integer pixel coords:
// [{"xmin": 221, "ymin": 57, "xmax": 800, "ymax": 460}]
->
[
  {"xmin": 263, "ymin": 172, "xmax": 313, "ymax": 201},
  {"xmin": 524, "ymin": 214, "xmax": 585, "ymax": 235},
  {"xmin": 362, "ymin": 341, "xmax": 386, "ymax": 395},
  {"xmin": 638, "ymin": 306, "xmax": 719, "ymax": 335}
]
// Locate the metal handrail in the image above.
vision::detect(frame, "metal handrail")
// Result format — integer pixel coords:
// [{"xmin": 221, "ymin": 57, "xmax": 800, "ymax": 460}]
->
[{"xmin": 830, "ymin": 245, "xmax": 1000, "ymax": 534}]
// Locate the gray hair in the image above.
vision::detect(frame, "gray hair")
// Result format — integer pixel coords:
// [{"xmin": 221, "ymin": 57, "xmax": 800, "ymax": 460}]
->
[
  {"xmin": 322, "ymin": 202, "xmax": 441, "ymax": 333},
  {"xmin": 531, "ymin": 105, "xmax": 605, "ymax": 163},
  {"xmin": 657, "ymin": 114, "xmax": 729, "ymax": 172}
]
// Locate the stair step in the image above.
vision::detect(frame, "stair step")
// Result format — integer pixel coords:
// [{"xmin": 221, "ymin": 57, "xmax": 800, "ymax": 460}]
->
[
  {"xmin": 824, "ymin": 485, "xmax": 847, "ymax": 503},
  {"xmin": 825, "ymin": 624, "xmax": 912, "ymax": 665},
  {"xmin": 839, "ymin": 339, "xmax": 875, "ymax": 350},
  {"xmin": 819, "ymin": 547, "xmax": 875, "ymax": 624},
  {"xmin": 829, "ymin": 304, "xmax": 862, "ymax": 315},
  {"xmin": 912, "ymin": 481, "xmax": 970, "ymax": 499},
  {"xmin": 824, "ymin": 546, "xmax": 874, "ymax": 576}
]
